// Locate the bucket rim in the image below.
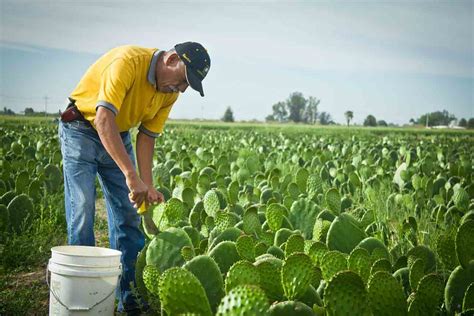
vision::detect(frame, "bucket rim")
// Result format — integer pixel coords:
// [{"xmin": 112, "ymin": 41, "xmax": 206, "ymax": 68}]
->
[{"xmin": 51, "ymin": 245, "xmax": 122, "ymax": 257}]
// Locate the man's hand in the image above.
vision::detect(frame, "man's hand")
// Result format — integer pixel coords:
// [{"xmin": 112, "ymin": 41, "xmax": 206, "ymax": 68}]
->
[
  {"xmin": 147, "ymin": 187, "xmax": 165, "ymax": 205},
  {"xmin": 126, "ymin": 174, "xmax": 148, "ymax": 208}
]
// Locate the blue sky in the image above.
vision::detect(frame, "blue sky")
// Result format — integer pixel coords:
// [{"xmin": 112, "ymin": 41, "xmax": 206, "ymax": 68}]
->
[{"xmin": 1, "ymin": 0, "xmax": 472, "ymax": 124}]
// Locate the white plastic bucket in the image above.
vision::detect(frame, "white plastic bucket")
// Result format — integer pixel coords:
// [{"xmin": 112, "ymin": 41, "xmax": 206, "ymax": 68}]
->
[{"xmin": 47, "ymin": 245, "xmax": 122, "ymax": 315}]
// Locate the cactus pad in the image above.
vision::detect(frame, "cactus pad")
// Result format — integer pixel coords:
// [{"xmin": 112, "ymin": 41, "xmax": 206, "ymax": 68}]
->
[
  {"xmin": 254, "ymin": 256, "xmax": 284, "ymax": 301},
  {"xmin": 209, "ymin": 241, "xmax": 240, "ymax": 275},
  {"xmin": 183, "ymin": 255, "xmax": 225, "ymax": 313},
  {"xmin": 281, "ymin": 253, "xmax": 313, "ymax": 300},
  {"xmin": 321, "ymin": 251, "xmax": 347, "ymax": 281},
  {"xmin": 285, "ymin": 234, "xmax": 305, "ymax": 258},
  {"xmin": 348, "ymin": 247, "xmax": 372, "ymax": 284},
  {"xmin": 325, "ymin": 188, "xmax": 341, "ymax": 214},
  {"xmin": 266, "ymin": 203, "xmax": 287, "ymax": 232},
  {"xmin": 324, "ymin": 270, "xmax": 370, "ymax": 316},
  {"xmin": 216, "ymin": 285, "xmax": 269, "ymax": 316},
  {"xmin": 409, "ymin": 258, "xmax": 425, "ymax": 292},
  {"xmin": 158, "ymin": 267, "xmax": 212, "ymax": 316},
  {"xmin": 236, "ymin": 234, "xmax": 256, "ymax": 262},
  {"xmin": 367, "ymin": 271, "xmax": 407, "ymax": 316},
  {"xmin": 456, "ymin": 220, "xmax": 474, "ymax": 269},
  {"xmin": 225, "ymin": 260, "xmax": 260, "ymax": 293},
  {"xmin": 445, "ymin": 262, "xmax": 474, "ymax": 314},
  {"xmin": 204, "ymin": 189, "xmax": 221, "ymax": 217}
]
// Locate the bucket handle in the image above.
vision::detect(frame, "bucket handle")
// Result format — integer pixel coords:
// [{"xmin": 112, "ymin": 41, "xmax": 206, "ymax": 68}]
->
[{"xmin": 46, "ymin": 263, "xmax": 121, "ymax": 311}]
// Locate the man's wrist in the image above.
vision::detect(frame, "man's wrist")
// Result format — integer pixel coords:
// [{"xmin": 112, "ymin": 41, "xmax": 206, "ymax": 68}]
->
[{"xmin": 125, "ymin": 169, "xmax": 138, "ymax": 181}]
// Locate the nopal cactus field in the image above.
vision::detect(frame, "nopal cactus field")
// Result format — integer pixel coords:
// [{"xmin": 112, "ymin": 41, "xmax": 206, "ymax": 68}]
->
[{"xmin": 1, "ymin": 119, "xmax": 473, "ymax": 315}]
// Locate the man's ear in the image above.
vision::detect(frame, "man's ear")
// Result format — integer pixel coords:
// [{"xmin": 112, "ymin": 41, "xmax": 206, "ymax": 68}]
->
[{"xmin": 165, "ymin": 53, "xmax": 181, "ymax": 67}]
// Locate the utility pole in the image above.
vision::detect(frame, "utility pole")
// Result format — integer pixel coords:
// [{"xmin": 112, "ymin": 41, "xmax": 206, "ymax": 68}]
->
[
  {"xmin": 425, "ymin": 114, "xmax": 429, "ymax": 128},
  {"xmin": 44, "ymin": 96, "xmax": 49, "ymax": 117}
]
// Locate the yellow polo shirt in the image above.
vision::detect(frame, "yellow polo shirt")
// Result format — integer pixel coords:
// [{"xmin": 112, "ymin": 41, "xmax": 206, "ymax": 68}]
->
[{"xmin": 70, "ymin": 45, "xmax": 179, "ymax": 137}]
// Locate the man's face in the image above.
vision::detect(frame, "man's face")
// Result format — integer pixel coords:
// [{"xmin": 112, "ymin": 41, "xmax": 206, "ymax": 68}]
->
[{"xmin": 156, "ymin": 53, "xmax": 189, "ymax": 94}]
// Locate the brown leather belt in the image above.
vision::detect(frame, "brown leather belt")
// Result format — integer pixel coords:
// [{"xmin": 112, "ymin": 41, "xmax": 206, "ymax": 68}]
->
[{"xmin": 60, "ymin": 98, "xmax": 89, "ymax": 124}]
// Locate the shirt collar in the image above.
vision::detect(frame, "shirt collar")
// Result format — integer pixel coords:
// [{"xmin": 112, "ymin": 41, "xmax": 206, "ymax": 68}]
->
[{"xmin": 147, "ymin": 50, "xmax": 162, "ymax": 89}]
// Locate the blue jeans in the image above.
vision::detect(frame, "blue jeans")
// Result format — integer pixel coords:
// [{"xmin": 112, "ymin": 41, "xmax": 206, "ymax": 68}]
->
[{"xmin": 59, "ymin": 120, "xmax": 144, "ymax": 312}]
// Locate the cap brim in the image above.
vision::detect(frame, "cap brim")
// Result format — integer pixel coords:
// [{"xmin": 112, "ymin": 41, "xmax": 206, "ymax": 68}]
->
[{"xmin": 185, "ymin": 66, "xmax": 204, "ymax": 97}]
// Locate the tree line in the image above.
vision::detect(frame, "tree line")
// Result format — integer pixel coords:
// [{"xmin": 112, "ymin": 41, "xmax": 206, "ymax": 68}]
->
[{"xmin": 221, "ymin": 92, "xmax": 473, "ymax": 129}]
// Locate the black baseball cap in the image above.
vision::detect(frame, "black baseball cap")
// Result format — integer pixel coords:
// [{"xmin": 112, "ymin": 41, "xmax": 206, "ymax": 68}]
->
[{"xmin": 175, "ymin": 42, "xmax": 211, "ymax": 97}]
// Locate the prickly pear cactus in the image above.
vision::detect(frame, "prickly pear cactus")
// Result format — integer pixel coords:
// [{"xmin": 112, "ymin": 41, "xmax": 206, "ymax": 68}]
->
[
  {"xmin": 288, "ymin": 198, "xmax": 321, "ymax": 239},
  {"xmin": 274, "ymin": 228, "xmax": 294, "ymax": 247},
  {"xmin": 7, "ymin": 193, "xmax": 33, "ymax": 233},
  {"xmin": 312, "ymin": 218, "xmax": 331, "ymax": 243},
  {"xmin": 452, "ymin": 186, "xmax": 469, "ymax": 211},
  {"xmin": 158, "ymin": 267, "xmax": 212, "ymax": 316},
  {"xmin": 455, "ymin": 220, "xmax": 474, "ymax": 269},
  {"xmin": 436, "ymin": 229, "xmax": 459, "ymax": 270},
  {"xmin": 463, "ymin": 282, "xmax": 474, "ymax": 313},
  {"xmin": 321, "ymin": 251, "xmax": 347, "ymax": 281},
  {"xmin": 243, "ymin": 206, "xmax": 261, "ymax": 235},
  {"xmin": 204, "ymin": 189, "xmax": 221, "ymax": 217},
  {"xmin": 209, "ymin": 241, "xmax": 240, "ymax": 275},
  {"xmin": 216, "ymin": 285, "xmax": 269, "ymax": 316},
  {"xmin": 236, "ymin": 235, "xmax": 256, "ymax": 262},
  {"xmin": 183, "ymin": 255, "xmax": 225, "ymax": 313},
  {"xmin": 134, "ymin": 246, "xmax": 149, "ymax": 302},
  {"xmin": 348, "ymin": 247, "xmax": 372, "ymax": 284},
  {"xmin": 266, "ymin": 203, "xmax": 287, "ymax": 232},
  {"xmin": 325, "ymin": 188, "xmax": 341, "ymax": 215},
  {"xmin": 254, "ymin": 256, "xmax": 284, "ymax": 301},
  {"xmin": 409, "ymin": 258, "xmax": 425, "ymax": 292},
  {"xmin": 370, "ymin": 258, "xmax": 392, "ymax": 276},
  {"xmin": 181, "ymin": 245, "xmax": 195, "ymax": 262},
  {"xmin": 142, "ymin": 264, "xmax": 160, "ymax": 297},
  {"xmin": 407, "ymin": 245, "xmax": 436, "ymax": 273},
  {"xmin": 281, "ymin": 253, "xmax": 313, "ymax": 300},
  {"xmin": 326, "ymin": 213, "xmax": 366, "ymax": 254},
  {"xmin": 308, "ymin": 241, "xmax": 329, "ymax": 266},
  {"xmin": 414, "ymin": 273, "xmax": 444, "ymax": 315},
  {"xmin": 225, "ymin": 260, "xmax": 260, "ymax": 293},
  {"xmin": 307, "ymin": 174, "xmax": 323, "ymax": 198},
  {"xmin": 268, "ymin": 300, "xmax": 315, "ymax": 316},
  {"xmin": 208, "ymin": 227, "xmax": 242, "ymax": 250},
  {"xmin": 445, "ymin": 262, "xmax": 474, "ymax": 314},
  {"xmin": 356, "ymin": 237, "xmax": 390, "ymax": 261},
  {"xmin": 284, "ymin": 234, "xmax": 305, "ymax": 258},
  {"xmin": 324, "ymin": 270, "xmax": 370, "ymax": 316},
  {"xmin": 146, "ymin": 227, "xmax": 193, "ymax": 272},
  {"xmin": 215, "ymin": 210, "xmax": 238, "ymax": 232},
  {"xmin": 367, "ymin": 271, "xmax": 407, "ymax": 316}
]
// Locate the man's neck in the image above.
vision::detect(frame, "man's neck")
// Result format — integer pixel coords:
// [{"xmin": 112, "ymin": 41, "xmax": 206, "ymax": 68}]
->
[{"xmin": 155, "ymin": 51, "xmax": 165, "ymax": 90}]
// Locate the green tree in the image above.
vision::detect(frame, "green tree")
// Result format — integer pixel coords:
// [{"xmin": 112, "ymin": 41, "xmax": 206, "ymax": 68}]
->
[
  {"xmin": 303, "ymin": 96, "xmax": 320, "ymax": 124},
  {"xmin": 468, "ymin": 118, "xmax": 474, "ymax": 129},
  {"xmin": 222, "ymin": 106, "xmax": 235, "ymax": 122},
  {"xmin": 271, "ymin": 101, "xmax": 288, "ymax": 122},
  {"xmin": 24, "ymin": 107, "xmax": 35, "ymax": 115},
  {"xmin": 458, "ymin": 118, "xmax": 467, "ymax": 127},
  {"xmin": 286, "ymin": 92, "xmax": 306, "ymax": 123},
  {"xmin": 344, "ymin": 111, "xmax": 354, "ymax": 126},
  {"xmin": 265, "ymin": 114, "xmax": 275, "ymax": 122},
  {"xmin": 363, "ymin": 115, "xmax": 377, "ymax": 127},
  {"xmin": 319, "ymin": 111, "xmax": 332, "ymax": 125},
  {"xmin": 377, "ymin": 120, "xmax": 388, "ymax": 127},
  {"xmin": 416, "ymin": 110, "xmax": 456, "ymax": 126}
]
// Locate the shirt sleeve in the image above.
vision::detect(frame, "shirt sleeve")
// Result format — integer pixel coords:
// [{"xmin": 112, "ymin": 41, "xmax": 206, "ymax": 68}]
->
[
  {"xmin": 96, "ymin": 58, "xmax": 134, "ymax": 115},
  {"xmin": 138, "ymin": 94, "xmax": 179, "ymax": 137}
]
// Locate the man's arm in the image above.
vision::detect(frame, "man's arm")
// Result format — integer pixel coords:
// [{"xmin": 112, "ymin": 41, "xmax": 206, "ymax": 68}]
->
[
  {"xmin": 136, "ymin": 130, "xmax": 164, "ymax": 204},
  {"xmin": 94, "ymin": 107, "xmax": 148, "ymax": 207}
]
